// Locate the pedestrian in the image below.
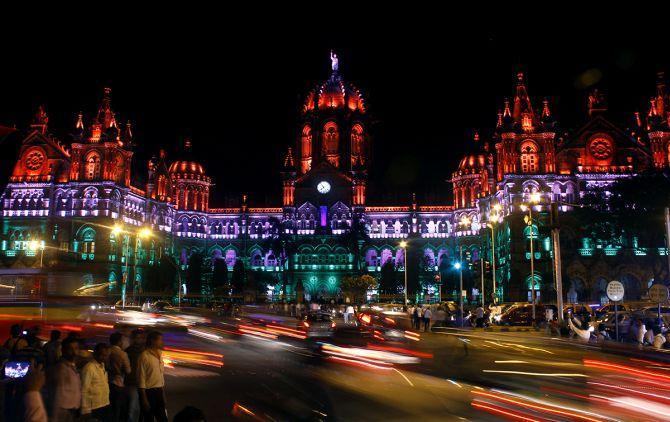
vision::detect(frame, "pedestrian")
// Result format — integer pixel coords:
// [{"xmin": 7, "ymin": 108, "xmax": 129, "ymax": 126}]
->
[
  {"xmin": 23, "ymin": 363, "xmax": 47, "ymax": 422},
  {"xmin": 345, "ymin": 304, "xmax": 354, "ymax": 324},
  {"xmin": 138, "ymin": 331, "xmax": 167, "ymax": 422},
  {"xmin": 596, "ymin": 323, "xmax": 610, "ymax": 344},
  {"xmin": 412, "ymin": 306, "xmax": 420, "ymax": 330},
  {"xmin": 43, "ymin": 330, "xmax": 62, "ymax": 368},
  {"xmin": 423, "ymin": 307, "xmax": 432, "ymax": 332},
  {"xmin": 643, "ymin": 321, "xmax": 655, "ymax": 346},
  {"xmin": 108, "ymin": 332, "xmax": 131, "ymax": 421},
  {"xmin": 51, "ymin": 337, "xmax": 81, "ymax": 422},
  {"xmin": 475, "ymin": 305, "xmax": 485, "ymax": 328},
  {"xmin": 25, "ymin": 325, "xmax": 42, "ymax": 348},
  {"xmin": 125, "ymin": 328, "xmax": 146, "ymax": 422},
  {"xmin": 81, "ymin": 343, "xmax": 111, "ymax": 420},
  {"xmin": 616, "ymin": 314, "xmax": 630, "ymax": 341},
  {"xmin": 4, "ymin": 324, "xmax": 28, "ymax": 356},
  {"xmin": 653, "ymin": 326, "xmax": 666, "ymax": 349}
]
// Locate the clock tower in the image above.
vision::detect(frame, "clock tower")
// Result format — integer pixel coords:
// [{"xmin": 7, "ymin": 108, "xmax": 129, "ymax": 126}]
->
[{"xmin": 287, "ymin": 51, "xmax": 370, "ymax": 232}]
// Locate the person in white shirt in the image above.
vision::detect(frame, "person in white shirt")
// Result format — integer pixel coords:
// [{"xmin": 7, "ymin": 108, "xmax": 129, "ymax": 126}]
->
[
  {"xmin": 423, "ymin": 307, "xmax": 432, "ymax": 332},
  {"xmin": 475, "ymin": 306, "xmax": 485, "ymax": 328},
  {"xmin": 81, "ymin": 343, "xmax": 111, "ymax": 419},
  {"xmin": 345, "ymin": 305, "xmax": 355, "ymax": 324},
  {"xmin": 51, "ymin": 337, "xmax": 81, "ymax": 422},
  {"xmin": 23, "ymin": 362, "xmax": 47, "ymax": 422},
  {"xmin": 653, "ymin": 327, "xmax": 666, "ymax": 349},
  {"xmin": 139, "ymin": 331, "xmax": 167, "ymax": 422}
]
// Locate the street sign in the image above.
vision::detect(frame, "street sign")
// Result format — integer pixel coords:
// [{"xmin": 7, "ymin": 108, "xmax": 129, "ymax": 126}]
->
[
  {"xmin": 606, "ymin": 280, "xmax": 625, "ymax": 302},
  {"xmin": 649, "ymin": 284, "xmax": 669, "ymax": 303}
]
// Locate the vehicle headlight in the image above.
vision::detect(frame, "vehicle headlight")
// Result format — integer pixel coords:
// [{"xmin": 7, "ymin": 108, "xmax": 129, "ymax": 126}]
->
[{"xmin": 494, "ymin": 315, "xmax": 502, "ymax": 322}]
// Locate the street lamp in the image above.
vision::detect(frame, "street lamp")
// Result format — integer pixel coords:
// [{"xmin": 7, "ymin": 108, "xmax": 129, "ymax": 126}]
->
[
  {"xmin": 456, "ymin": 216, "xmax": 470, "ymax": 327},
  {"xmin": 399, "ymin": 240, "xmax": 408, "ymax": 306},
  {"xmin": 488, "ymin": 204, "xmax": 503, "ymax": 305},
  {"xmin": 520, "ymin": 192, "xmax": 541, "ymax": 321},
  {"xmin": 28, "ymin": 240, "xmax": 45, "ymax": 268}
]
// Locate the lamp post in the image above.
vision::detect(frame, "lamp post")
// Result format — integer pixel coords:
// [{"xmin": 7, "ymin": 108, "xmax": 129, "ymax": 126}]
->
[
  {"xmin": 28, "ymin": 240, "xmax": 45, "ymax": 268},
  {"xmin": 456, "ymin": 216, "xmax": 470, "ymax": 327},
  {"xmin": 112, "ymin": 225, "xmax": 128, "ymax": 308},
  {"xmin": 488, "ymin": 204, "xmax": 502, "ymax": 305},
  {"xmin": 520, "ymin": 192, "xmax": 541, "ymax": 322},
  {"xmin": 399, "ymin": 240, "xmax": 408, "ymax": 306},
  {"xmin": 136, "ymin": 228, "xmax": 152, "ymax": 305}
]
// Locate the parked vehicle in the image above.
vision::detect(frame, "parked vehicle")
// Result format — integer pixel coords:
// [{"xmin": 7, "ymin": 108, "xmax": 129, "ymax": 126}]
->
[{"xmin": 595, "ymin": 303, "xmax": 634, "ymax": 318}]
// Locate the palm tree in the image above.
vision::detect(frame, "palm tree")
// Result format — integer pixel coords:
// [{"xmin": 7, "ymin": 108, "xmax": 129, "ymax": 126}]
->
[
  {"xmin": 341, "ymin": 215, "xmax": 369, "ymax": 274},
  {"xmin": 264, "ymin": 216, "xmax": 296, "ymax": 299}
]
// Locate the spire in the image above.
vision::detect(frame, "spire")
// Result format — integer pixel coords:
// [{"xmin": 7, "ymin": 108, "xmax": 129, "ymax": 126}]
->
[
  {"xmin": 512, "ymin": 72, "xmax": 536, "ymax": 131},
  {"xmin": 30, "ymin": 105, "xmax": 48, "ymax": 134},
  {"xmin": 96, "ymin": 87, "xmax": 114, "ymax": 128},
  {"xmin": 283, "ymin": 147, "xmax": 294, "ymax": 168},
  {"xmin": 541, "ymin": 99, "xmax": 550, "ymax": 119},
  {"xmin": 121, "ymin": 120, "xmax": 133, "ymax": 147},
  {"xmin": 635, "ymin": 111, "xmax": 642, "ymax": 128},
  {"xmin": 75, "ymin": 112, "xmax": 84, "ymax": 130},
  {"xmin": 473, "ymin": 131, "xmax": 480, "ymax": 143},
  {"xmin": 502, "ymin": 100, "xmax": 511, "ymax": 118},
  {"xmin": 656, "ymin": 71, "xmax": 666, "ymax": 118},
  {"xmin": 496, "ymin": 110, "xmax": 503, "ymax": 129}
]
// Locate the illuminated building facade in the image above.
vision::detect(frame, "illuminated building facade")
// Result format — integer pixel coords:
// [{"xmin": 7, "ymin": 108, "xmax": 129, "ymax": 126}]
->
[{"xmin": 1, "ymin": 56, "xmax": 669, "ymax": 304}]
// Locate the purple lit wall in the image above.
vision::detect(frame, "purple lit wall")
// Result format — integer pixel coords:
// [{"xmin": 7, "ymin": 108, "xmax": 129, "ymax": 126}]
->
[{"xmin": 320, "ymin": 206, "xmax": 327, "ymax": 227}]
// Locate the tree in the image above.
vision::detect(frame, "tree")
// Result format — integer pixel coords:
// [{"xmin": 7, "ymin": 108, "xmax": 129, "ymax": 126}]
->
[
  {"xmin": 264, "ymin": 216, "xmax": 296, "ymax": 298},
  {"xmin": 186, "ymin": 251, "xmax": 204, "ymax": 296},
  {"xmin": 231, "ymin": 259, "xmax": 246, "ymax": 294},
  {"xmin": 341, "ymin": 274, "xmax": 378, "ymax": 303},
  {"xmin": 211, "ymin": 255, "xmax": 229, "ymax": 296},
  {"xmin": 379, "ymin": 260, "xmax": 397, "ymax": 294},
  {"xmin": 341, "ymin": 216, "xmax": 369, "ymax": 273}
]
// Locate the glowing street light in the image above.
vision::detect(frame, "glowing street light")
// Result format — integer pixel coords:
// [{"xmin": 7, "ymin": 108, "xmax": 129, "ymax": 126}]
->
[
  {"xmin": 522, "ymin": 192, "xmax": 542, "ymax": 321},
  {"xmin": 453, "ymin": 262, "xmax": 462, "ymax": 270},
  {"xmin": 488, "ymin": 204, "xmax": 504, "ymax": 305},
  {"xmin": 139, "ymin": 228, "xmax": 152, "ymax": 239},
  {"xmin": 399, "ymin": 240, "xmax": 408, "ymax": 305},
  {"xmin": 28, "ymin": 240, "xmax": 45, "ymax": 268}
]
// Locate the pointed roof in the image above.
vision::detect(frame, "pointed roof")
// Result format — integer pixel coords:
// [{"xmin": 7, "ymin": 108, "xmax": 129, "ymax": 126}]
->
[
  {"xmin": 648, "ymin": 71, "xmax": 670, "ymax": 131},
  {"xmin": 497, "ymin": 72, "xmax": 553, "ymax": 134},
  {"xmin": 283, "ymin": 147, "xmax": 294, "ymax": 168},
  {"xmin": 30, "ymin": 106, "xmax": 48, "ymax": 134}
]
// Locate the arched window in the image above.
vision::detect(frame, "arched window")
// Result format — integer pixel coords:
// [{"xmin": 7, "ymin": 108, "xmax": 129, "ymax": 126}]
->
[
  {"xmin": 301, "ymin": 125, "xmax": 312, "ymax": 159},
  {"xmin": 322, "ymin": 122, "xmax": 339, "ymax": 156},
  {"xmin": 80, "ymin": 227, "xmax": 96, "ymax": 257},
  {"xmin": 350, "ymin": 123, "xmax": 364, "ymax": 165},
  {"xmin": 520, "ymin": 140, "xmax": 539, "ymax": 174},
  {"xmin": 85, "ymin": 152, "xmax": 101, "ymax": 180},
  {"xmin": 113, "ymin": 153, "xmax": 125, "ymax": 184}
]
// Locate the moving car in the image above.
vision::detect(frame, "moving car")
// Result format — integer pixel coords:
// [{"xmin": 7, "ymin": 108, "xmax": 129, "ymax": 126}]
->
[
  {"xmin": 300, "ymin": 312, "xmax": 336, "ymax": 338},
  {"xmin": 497, "ymin": 304, "xmax": 557, "ymax": 326}
]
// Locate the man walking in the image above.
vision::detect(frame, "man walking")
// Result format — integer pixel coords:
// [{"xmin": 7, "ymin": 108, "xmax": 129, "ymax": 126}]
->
[
  {"xmin": 138, "ymin": 331, "xmax": 167, "ymax": 422},
  {"xmin": 81, "ymin": 343, "xmax": 111, "ymax": 420},
  {"xmin": 423, "ymin": 307, "xmax": 432, "ymax": 332},
  {"xmin": 51, "ymin": 337, "xmax": 81, "ymax": 422},
  {"xmin": 125, "ymin": 329, "xmax": 146, "ymax": 422},
  {"xmin": 108, "ymin": 332, "xmax": 131, "ymax": 421}
]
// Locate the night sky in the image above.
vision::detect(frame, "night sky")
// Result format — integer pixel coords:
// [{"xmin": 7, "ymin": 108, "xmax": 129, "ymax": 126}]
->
[{"xmin": 0, "ymin": 11, "xmax": 666, "ymax": 207}]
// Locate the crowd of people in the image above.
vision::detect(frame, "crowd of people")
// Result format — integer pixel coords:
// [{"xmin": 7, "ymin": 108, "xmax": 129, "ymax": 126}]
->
[
  {"xmin": 1, "ymin": 324, "xmax": 206, "ymax": 422},
  {"xmin": 566, "ymin": 313, "xmax": 670, "ymax": 349}
]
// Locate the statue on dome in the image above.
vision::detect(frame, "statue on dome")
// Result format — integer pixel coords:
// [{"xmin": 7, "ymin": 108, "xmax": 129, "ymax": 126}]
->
[{"xmin": 330, "ymin": 50, "xmax": 339, "ymax": 72}]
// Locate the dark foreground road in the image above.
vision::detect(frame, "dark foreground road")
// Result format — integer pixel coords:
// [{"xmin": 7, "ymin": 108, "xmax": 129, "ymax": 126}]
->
[
  {"xmin": 5, "ymin": 305, "xmax": 670, "ymax": 421},
  {"xmin": 163, "ymin": 319, "xmax": 670, "ymax": 421}
]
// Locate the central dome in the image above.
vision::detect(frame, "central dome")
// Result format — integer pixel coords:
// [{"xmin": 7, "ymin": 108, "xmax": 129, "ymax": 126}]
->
[
  {"xmin": 168, "ymin": 160, "xmax": 205, "ymax": 175},
  {"xmin": 303, "ymin": 56, "xmax": 366, "ymax": 114}
]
